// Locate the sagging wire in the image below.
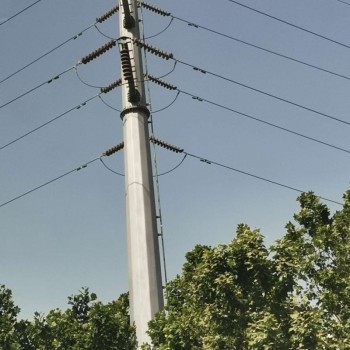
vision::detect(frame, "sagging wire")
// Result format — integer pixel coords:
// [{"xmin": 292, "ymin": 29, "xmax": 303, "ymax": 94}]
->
[
  {"xmin": 157, "ymin": 60, "xmax": 177, "ymax": 79},
  {"xmin": 94, "ymin": 24, "xmax": 118, "ymax": 41},
  {"xmin": 152, "ymin": 91, "xmax": 180, "ymax": 113},
  {"xmin": 99, "ymin": 157, "xmax": 124, "ymax": 177},
  {"xmin": 74, "ymin": 65, "xmax": 105, "ymax": 89},
  {"xmin": 144, "ymin": 17, "xmax": 174, "ymax": 40},
  {"xmin": 98, "ymin": 94, "xmax": 122, "ymax": 113},
  {"xmin": 156, "ymin": 154, "xmax": 187, "ymax": 176},
  {"xmin": 99, "ymin": 142, "xmax": 124, "ymax": 176}
]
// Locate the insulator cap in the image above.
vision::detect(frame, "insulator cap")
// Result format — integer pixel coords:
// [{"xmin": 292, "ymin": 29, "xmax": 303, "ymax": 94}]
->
[
  {"xmin": 80, "ymin": 40, "xmax": 116, "ymax": 64},
  {"xmin": 146, "ymin": 74, "xmax": 177, "ymax": 90},
  {"xmin": 134, "ymin": 39, "xmax": 173, "ymax": 60},
  {"xmin": 102, "ymin": 142, "xmax": 125, "ymax": 157},
  {"xmin": 100, "ymin": 79, "xmax": 122, "ymax": 94},
  {"xmin": 150, "ymin": 136, "xmax": 184, "ymax": 153},
  {"xmin": 96, "ymin": 6, "xmax": 119, "ymax": 23},
  {"xmin": 139, "ymin": 1, "xmax": 171, "ymax": 16}
]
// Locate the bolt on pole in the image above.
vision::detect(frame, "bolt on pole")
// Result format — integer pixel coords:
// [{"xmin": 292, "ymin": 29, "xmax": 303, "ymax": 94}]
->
[{"xmin": 118, "ymin": 0, "xmax": 164, "ymax": 347}]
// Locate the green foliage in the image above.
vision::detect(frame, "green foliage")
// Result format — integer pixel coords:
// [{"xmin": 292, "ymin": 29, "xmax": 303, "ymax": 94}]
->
[
  {"xmin": 0, "ymin": 287, "xmax": 135, "ymax": 350},
  {"xmin": 147, "ymin": 191, "xmax": 350, "ymax": 349},
  {"xmin": 2, "ymin": 190, "xmax": 350, "ymax": 349},
  {"xmin": 0, "ymin": 285, "xmax": 21, "ymax": 349}
]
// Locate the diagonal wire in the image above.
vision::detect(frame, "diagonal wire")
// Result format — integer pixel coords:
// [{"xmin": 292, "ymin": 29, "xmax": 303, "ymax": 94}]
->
[
  {"xmin": 0, "ymin": 0, "xmax": 44, "ymax": 27},
  {"xmin": 184, "ymin": 152, "xmax": 342, "ymax": 206},
  {"xmin": 227, "ymin": 0, "xmax": 350, "ymax": 50},
  {"xmin": 335, "ymin": 0, "xmax": 350, "ymax": 5},
  {"xmin": 177, "ymin": 89, "xmax": 350, "ymax": 156},
  {"xmin": 0, "ymin": 95, "xmax": 99, "ymax": 151},
  {"xmin": 0, "ymin": 66, "xmax": 74, "ymax": 110},
  {"xmin": 175, "ymin": 58, "xmax": 350, "ymax": 127},
  {"xmin": 0, "ymin": 158, "xmax": 100, "ymax": 209},
  {"xmin": 0, "ymin": 24, "xmax": 94, "ymax": 85},
  {"xmin": 171, "ymin": 15, "xmax": 350, "ymax": 82}
]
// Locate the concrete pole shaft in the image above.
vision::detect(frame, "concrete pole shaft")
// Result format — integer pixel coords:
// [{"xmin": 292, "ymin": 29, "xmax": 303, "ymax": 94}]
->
[{"xmin": 118, "ymin": 0, "xmax": 164, "ymax": 347}]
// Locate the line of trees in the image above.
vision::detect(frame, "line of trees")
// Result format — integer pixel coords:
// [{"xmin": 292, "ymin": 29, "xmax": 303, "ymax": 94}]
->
[{"xmin": 1, "ymin": 190, "xmax": 350, "ymax": 349}]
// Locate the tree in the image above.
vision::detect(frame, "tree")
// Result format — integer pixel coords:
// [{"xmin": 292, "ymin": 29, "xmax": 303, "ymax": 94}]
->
[
  {"xmin": 146, "ymin": 191, "xmax": 350, "ymax": 349},
  {"xmin": 25, "ymin": 288, "xmax": 136, "ymax": 350},
  {"xmin": 0, "ymin": 287, "xmax": 136, "ymax": 350},
  {"xmin": 0, "ymin": 285, "xmax": 21, "ymax": 349},
  {"xmin": 3, "ymin": 190, "xmax": 350, "ymax": 349}
]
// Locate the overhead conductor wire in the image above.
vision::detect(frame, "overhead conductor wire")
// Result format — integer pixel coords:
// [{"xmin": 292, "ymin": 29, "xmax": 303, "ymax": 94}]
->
[
  {"xmin": 0, "ymin": 66, "xmax": 74, "ymax": 110},
  {"xmin": 0, "ymin": 158, "xmax": 100, "ymax": 209},
  {"xmin": 170, "ymin": 15, "xmax": 350, "ymax": 82},
  {"xmin": 135, "ymin": 38, "xmax": 350, "ymax": 127},
  {"xmin": 0, "ymin": 0, "xmax": 44, "ymax": 27},
  {"xmin": 139, "ymin": 3, "xmax": 169, "ymax": 288},
  {"xmin": 0, "ymin": 5, "xmax": 120, "ymax": 85},
  {"xmin": 0, "ymin": 95, "xmax": 99, "ymax": 151},
  {"xmin": 226, "ymin": 0, "xmax": 350, "ymax": 50},
  {"xmin": 146, "ymin": 137, "xmax": 343, "ymax": 206},
  {"xmin": 0, "ymin": 25, "xmax": 94, "ymax": 85},
  {"xmin": 145, "ymin": 73, "xmax": 350, "ymax": 156}
]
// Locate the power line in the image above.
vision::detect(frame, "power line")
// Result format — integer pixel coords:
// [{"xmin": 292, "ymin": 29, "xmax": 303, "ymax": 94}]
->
[
  {"xmin": 171, "ymin": 15, "xmax": 350, "ymax": 82},
  {"xmin": 0, "ymin": 148, "xmax": 341, "ymax": 211},
  {"xmin": 335, "ymin": 0, "xmax": 350, "ymax": 5},
  {"xmin": 0, "ymin": 0, "xmax": 44, "ymax": 27},
  {"xmin": 183, "ymin": 152, "xmax": 342, "ymax": 206},
  {"xmin": 174, "ymin": 58, "xmax": 350, "ymax": 127},
  {"xmin": 176, "ymin": 88, "xmax": 350, "ymax": 156},
  {"xmin": 227, "ymin": 0, "xmax": 350, "ymax": 50},
  {"xmin": 0, "ymin": 95, "xmax": 99, "ymax": 151},
  {"xmin": 0, "ymin": 67, "xmax": 74, "ymax": 110},
  {"xmin": 0, "ymin": 24, "xmax": 94, "ymax": 85},
  {"xmin": 0, "ymin": 158, "xmax": 100, "ymax": 209},
  {"xmin": 0, "ymin": 5, "xmax": 121, "ymax": 85}
]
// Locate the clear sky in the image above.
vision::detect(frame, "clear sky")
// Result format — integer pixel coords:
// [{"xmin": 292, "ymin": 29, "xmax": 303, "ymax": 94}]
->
[{"xmin": 1, "ymin": 0, "xmax": 349, "ymax": 319}]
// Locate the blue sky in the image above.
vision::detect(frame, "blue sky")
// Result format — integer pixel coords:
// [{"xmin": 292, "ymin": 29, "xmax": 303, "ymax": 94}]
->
[{"xmin": 1, "ymin": 0, "xmax": 350, "ymax": 319}]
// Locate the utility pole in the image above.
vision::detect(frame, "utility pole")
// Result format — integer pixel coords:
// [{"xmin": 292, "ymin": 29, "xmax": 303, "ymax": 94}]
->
[{"xmin": 118, "ymin": 0, "xmax": 164, "ymax": 347}]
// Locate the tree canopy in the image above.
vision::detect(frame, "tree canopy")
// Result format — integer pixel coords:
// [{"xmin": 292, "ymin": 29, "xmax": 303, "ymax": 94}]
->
[
  {"xmin": 146, "ymin": 191, "xmax": 350, "ymax": 349},
  {"xmin": 1, "ymin": 190, "xmax": 350, "ymax": 349},
  {"xmin": 0, "ymin": 287, "xmax": 135, "ymax": 350}
]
